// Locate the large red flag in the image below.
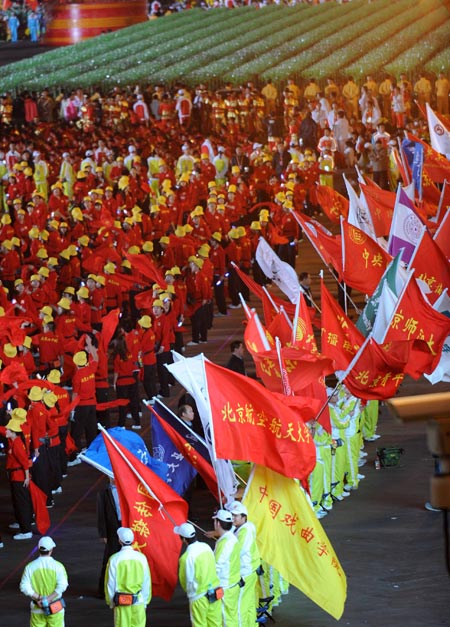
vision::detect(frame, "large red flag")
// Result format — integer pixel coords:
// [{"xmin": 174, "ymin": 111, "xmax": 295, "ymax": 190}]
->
[
  {"xmin": 151, "ymin": 410, "xmax": 219, "ymax": 500},
  {"xmin": 102, "ymin": 432, "xmax": 188, "ymax": 601},
  {"xmin": 406, "ymin": 133, "xmax": 450, "ymax": 184},
  {"xmin": 29, "ymin": 481, "xmax": 51, "ymax": 535},
  {"xmin": 204, "ymin": 361, "xmax": 316, "ymax": 481},
  {"xmin": 316, "ymin": 185, "xmax": 349, "ymax": 223},
  {"xmin": 292, "ymin": 291, "xmax": 318, "ymax": 353},
  {"xmin": 343, "ymin": 338, "xmax": 405, "ymax": 400},
  {"xmin": 380, "ymin": 274, "xmax": 450, "ymax": 374},
  {"xmin": 341, "ymin": 219, "xmax": 392, "ymax": 295},
  {"xmin": 320, "ymin": 281, "xmax": 364, "ymax": 371}
]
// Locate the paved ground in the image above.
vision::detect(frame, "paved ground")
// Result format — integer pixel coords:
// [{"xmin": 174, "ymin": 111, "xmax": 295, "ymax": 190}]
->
[
  {"xmin": 0, "ymin": 41, "xmax": 53, "ymax": 68},
  {"xmin": 1, "ymin": 234, "xmax": 449, "ymax": 626}
]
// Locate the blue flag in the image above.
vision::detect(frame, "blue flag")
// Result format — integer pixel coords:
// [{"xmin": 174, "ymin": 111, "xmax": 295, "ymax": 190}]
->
[
  {"xmin": 401, "ymin": 139, "xmax": 423, "ymax": 199},
  {"xmin": 151, "ymin": 399, "xmax": 211, "ymax": 496},
  {"xmin": 82, "ymin": 426, "xmax": 168, "ymax": 480}
]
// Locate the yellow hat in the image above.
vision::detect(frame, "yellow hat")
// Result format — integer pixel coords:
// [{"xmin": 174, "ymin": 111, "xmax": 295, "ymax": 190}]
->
[
  {"xmin": 14, "ymin": 278, "xmax": 23, "ymax": 287},
  {"xmin": 228, "ymin": 228, "xmax": 240, "ymax": 239},
  {"xmin": 49, "ymin": 219, "xmax": 59, "ymax": 230},
  {"xmin": 47, "ymin": 369, "xmax": 61, "ymax": 384},
  {"xmin": 166, "ymin": 284, "xmax": 175, "ymax": 294},
  {"xmin": 128, "ymin": 245, "xmax": 140, "ymax": 255},
  {"xmin": 5, "ymin": 414, "xmax": 26, "ymax": 433},
  {"xmin": 38, "ymin": 267, "xmax": 50, "ymax": 278},
  {"xmin": 285, "ymin": 182, "xmax": 295, "ymax": 192},
  {"xmin": 63, "ymin": 286, "xmax": 75, "ymax": 296},
  {"xmin": 30, "ymin": 274, "xmax": 40, "ymax": 282},
  {"xmin": 250, "ymin": 221, "xmax": 261, "ymax": 230},
  {"xmin": 28, "ymin": 385, "xmax": 43, "ymax": 402},
  {"xmin": 190, "ymin": 206, "xmax": 204, "ymax": 218},
  {"xmin": 122, "ymin": 259, "xmax": 131, "ymax": 269},
  {"xmin": 24, "ymin": 167, "xmax": 33, "ymax": 176},
  {"xmin": 78, "ymin": 235, "xmax": 89, "ymax": 247},
  {"xmin": 184, "ymin": 224, "xmax": 193, "ymax": 234},
  {"xmin": 283, "ymin": 200, "xmax": 293, "ymax": 210},
  {"xmin": 231, "ymin": 165, "xmax": 240, "ymax": 174},
  {"xmin": 4, "ymin": 343, "xmax": 17, "ymax": 358},
  {"xmin": 159, "ymin": 236, "xmax": 170, "ymax": 245},
  {"xmin": 174, "ymin": 225, "xmax": 185, "ymax": 238},
  {"xmin": 60, "ymin": 249, "xmax": 71, "ymax": 261},
  {"xmin": 259, "ymin": 210, "xmax": 269, "ymax": 221},
  {"xmin": 138, "ymin": 315, "xmax": 152, "ymax": 328},
  {"xmin": 11, "ymin": 407, "xmax": 27, "ymax": 421},
  {"xmin": 73, "ymin": 351, "xmax": 88, "ymax": 367},
  {"xmin": 43, "ymin": 314, "xmax": 54, "ymax": 325},
  {"xmin": 96, "ymin": 275, "xmax": 106, "ymax": 286},
  {"xmin": 197, "ymin": 245, "xmax": 210, "ymax": 258},
  {"xmin": 211, "ymin": 231, "xmax": 222, "ymax": 242},
  {"xmin": 40, "ymin": 305, "xmax": 53, "ymax": 316},
  {"xmin": 188, "ymin": 255, "xmax": 203, "ymax": 268},
  {"xmin": 77, "ymin": 286, "xmax": 89, "ymax": 299},
  {"xmin": 237, "ymin": 226, "xmax": 246, "ymax": 238},
  {"xmin": 118, "ymin": 176, "xmax": 130, "ymax": 190},
  {"xmin": 104, "ymin": 262, "xmax": 116, "ymax": 274},
  {"xmin": 208, "ymin": 181, "xmax": 217, "ymax": 189},
  {"xmin": 57, "ymin": 297, "xmax": 71, "ymax": 310},
  {"xmin": 22, "ymin": 336, "xmax": 32, "ymax": 349},
  {"xmin": 1, "ymin": 214, "xmax": 12, "ymax": 225},
  {"xmin": 150, "ymin": 204, "xmax": 160, "ymax": 214},
  {"xmin": 43, "ymin": 391, "xmax": 58, "ymax": 408},
  {"xmin": 11, "ymin": 237, "xmax": 20, "ymax": 247},
  {"xmin": 71, "ymin": 207, "xmax": 84, "ymax": 221},
  {"xmin": 171, "ymin": 266, "xmax": 181, "ymax": 275},
  {"xmin": 228, "ymin": 184, "xmax": 237, "ymax": 193},
  {"xmin": 48, "ymin": 257, "xmax": 58, "ymax": 267},
  {"xmin": 142, "ymin": 241, "xmax": 154, "ymax": 252},
  {"xmin": 29, "ymin": 227, "xmax": 40, "ymax": 239},
  {"xmin": 153, "ymin": 299, "xmax": 163, "ymax": 308}
]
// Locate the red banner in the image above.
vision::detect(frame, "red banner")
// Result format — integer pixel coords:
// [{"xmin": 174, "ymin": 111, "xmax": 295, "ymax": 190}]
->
[
  {"xmin": 102, "ymin": 432, "xmax": 188, "ymax": 601},
  {"xmin": 204, "ymin": 361, "xmax": 316, "ymax": 481}
]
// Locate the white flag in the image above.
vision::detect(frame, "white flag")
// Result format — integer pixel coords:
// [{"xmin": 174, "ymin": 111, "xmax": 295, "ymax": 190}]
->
[
  {"xmin": 167, "ymin": 352, "xmax": 238, "ymax": 503},
  {"xmin": 426, "ymin": 103, "xmax": 450, "ymax": 157},
  {"xmin": 255, "ymin": 237, "xmax": 300, "ymax": 303},
  {"xmin": 344, "ymin": 174, "xmax": 377, "ymax": 241}
]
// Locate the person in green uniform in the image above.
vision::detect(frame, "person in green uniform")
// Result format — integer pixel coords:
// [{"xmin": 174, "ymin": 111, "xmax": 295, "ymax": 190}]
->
[
  {"xmin": 174, "ymin": 522, "xmax": 222, "ymax": 627},
  {"xmin": 20, "ymin": 536, "xmax": 68, "ymax": 627},
  {"xmin": 105, "ymin": 527, "xmax": 151, "ymax": 627},
  {"xmin": 212, "ymin": 510, "xmax": 240, "ymax": 627},
  {"xmin": 227, "ymin": 502, "xmax": 260, "ymax": 627}
]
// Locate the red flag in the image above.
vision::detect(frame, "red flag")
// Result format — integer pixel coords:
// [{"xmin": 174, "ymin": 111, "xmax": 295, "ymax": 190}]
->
[
  {"xmin": 267, "ymin": 311, "xmax": 293, "ymax": 346},
  {"xmin": 134, "ymin": 289, "xmax": 155, "ymax": 311},
  {"xmin": 232, "ymin": 264, "xmax": 296, "ymax": 317},
  {"xmin": 204, "ymin": 361, "xmax": 316, "ymax": 481},
  {"xmin": 102, "ymin": 431, "xmax": 188, "ymax": 600},
  {"xmin": 125, "ymin": 253, "xmax": 167, "ymax": 290},
  {"xmin": 29, "ymin": 480, "xmax": 51, "ymax": 535},
  {"xmin": 381, "ymin": 274, "xmax": 450, "ymax": 374},
  {"xmin": 434, "ymin": 208, "xmax": 450, "ymax": 260},
  {"xmin": 341, "ymin": 219, "xmax": 392, "ymax": 295},
  {"xmin": 343, "ymin": 338, "xmax": 405, "ymax": 400},
  {"xmin": 292, "ymin": 291, "xmax": 318, "ymax": 353},
  {"xmin": 359, "ymin": 181, "xmax": 395, "ymax": 237},
  {"xmin": 151, "ymin": 410, "xmax": 219, "ymax": 500},
  {"xmin": 316, "ymin": 185, "xmax": 349, "ymax": 223},
  {"xmin": 320, "ymin": 281, "xmax": 364, "ymax": 371},
  {"xmin": 293, "ymin": 211, "xmax": 343, "ymax": 273},
  {"xmin": 406, "ymin": 132, "xmax": 450, "ymax": 184},
  {"xmin": 100, "ymin": 308, "xmax": 120, "ymax": 350},
  {"xmin": 65, "ymin": 433, "xmax": 78, "ymax": 457},
  {"xmin": 408, "ymin": 226, "xmax": 450, "ymax": 304},
  {"xmin": 244, "ymin": 310, "xmax": 274, "ymax": 351}
]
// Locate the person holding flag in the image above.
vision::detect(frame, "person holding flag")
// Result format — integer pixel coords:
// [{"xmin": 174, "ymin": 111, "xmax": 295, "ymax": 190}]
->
[
  {"xmin": 105, "ymin": 527, "xmax": 151, "ymax": 627},
  {"xmin": 227, "ymin": 501, "xmax": 261, "ymax": 627},
  {"xmin": 174, "ymin": 522, "xmax": 222, "ymax": 627}
]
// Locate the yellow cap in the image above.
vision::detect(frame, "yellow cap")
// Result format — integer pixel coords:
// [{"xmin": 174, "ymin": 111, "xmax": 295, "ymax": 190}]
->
[
  {"xmin": 73, "ymin": 351, "xmax": 88, "ymax": 367},
  {"xmin": 28, "ymin": 385, "xmax": 43, "ymax": 402},
  {"xmin": 47, "ymin": 369, "xmax": 61, "ymax": 384},
  {"xmin": 4, "ymin": 343, "xmax": 17, "ymax": 358},
  {"xmin": 138, "ymin": 315, "xmax": 152, "ymax": 328},
  {"xmin": 57, "ymin": 297, "xmax": 71, "ymax": 310}
]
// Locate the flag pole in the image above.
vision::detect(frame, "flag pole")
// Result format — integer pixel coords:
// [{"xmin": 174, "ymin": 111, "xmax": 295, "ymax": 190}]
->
[
  {"xmin": 98, "ymin": 423, "xmax": 179, "ymax": 526},
  {"xmin": 311, "ymin": 334, "xmax": 372, "ymax": 425},
  {"xmin": 262, "ymin": 285, "xmax": 279, "ymax": 313}
]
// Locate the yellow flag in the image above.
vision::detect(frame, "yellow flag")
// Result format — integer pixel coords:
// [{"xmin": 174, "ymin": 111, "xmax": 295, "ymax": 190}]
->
[{"xmin": 243, "ymin": 465, "xmax": 347, "ymax": 620}]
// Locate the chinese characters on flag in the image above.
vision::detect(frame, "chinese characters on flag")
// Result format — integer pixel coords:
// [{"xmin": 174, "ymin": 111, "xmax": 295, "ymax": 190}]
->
[
  {"xmin": 204, "ymin": 361, "xmax": 316, "ymax": 481},
  {"xmin": 244, "ymin": 465, "xmax": 347, "ymax": 620},
  {"xmin": 102, "ymin": 431, "xmax": 188, "ymax": 601}
]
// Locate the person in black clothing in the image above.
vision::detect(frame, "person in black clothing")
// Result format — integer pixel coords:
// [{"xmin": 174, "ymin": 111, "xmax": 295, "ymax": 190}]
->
[
  {"xmin": 299, "ymin": 271, "xmax": 313, "ymax": 308},
  {"xmin": 97, "ymin": 478, "xmax": 122, "ymax": 598},
  {"xmin": 225, "ymin": 340, "xmax": 247, "ymax": 376},
  {"xmin": 272, "ymin": 141, "xmax": 290, "ymax": 179},
  {"xmin": 299, "ymin": 110, "xmax": 318, "ymax": 151}
]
